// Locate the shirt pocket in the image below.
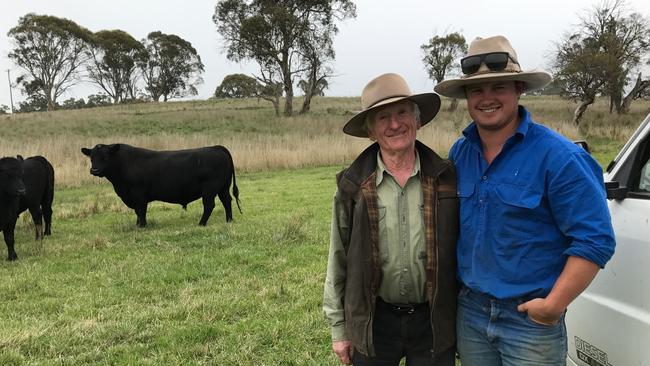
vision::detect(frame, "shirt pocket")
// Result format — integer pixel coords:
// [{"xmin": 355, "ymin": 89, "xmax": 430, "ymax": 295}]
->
[
  {"xmin": 377, "ymin": 205, "xmax": 388, "ymax": 262},
  {"xmin": 458, "ymin": 182, "xmax": 476, "ymax": 199},
  {"xmin": 493, "ymin": 184, "xmax": 544, "ymax": 239},
  {"xmin": 458, "ymin": 183, "xmax": 476, "ymax": 228},
  {"xmin": 494, "ymin": 184, "xmax": 542, "ymax": 209}
]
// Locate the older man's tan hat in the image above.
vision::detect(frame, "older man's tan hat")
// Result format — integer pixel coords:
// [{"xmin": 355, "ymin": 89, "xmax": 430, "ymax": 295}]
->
[
  {"xmin": 434, "ymin": 35, "xmax": 552, "ymax": 99},
  {"xmin": 343, "ymin": 73, "xmax": 441, "ymax": 137}
]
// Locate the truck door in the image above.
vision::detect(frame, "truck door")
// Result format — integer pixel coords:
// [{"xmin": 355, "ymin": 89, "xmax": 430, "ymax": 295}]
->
[{"xmin": 566, "ymin": 114, "xmax": 650, "ymax": 366}]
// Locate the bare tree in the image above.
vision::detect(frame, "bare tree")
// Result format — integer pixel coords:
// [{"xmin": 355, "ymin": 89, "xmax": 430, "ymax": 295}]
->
[{"xmin": 621, "ymin": 72, "xmax": 650, "ymax": 112}]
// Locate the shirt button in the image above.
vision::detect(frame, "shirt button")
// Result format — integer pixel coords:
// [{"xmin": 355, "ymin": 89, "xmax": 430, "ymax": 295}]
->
[
  {"xmin": 481, "ymin": 175, "xmax": 487, "ymax": 181},
  {"xmin": 403, "ymin": 268, "xmax": 408, "ymax": 272}
]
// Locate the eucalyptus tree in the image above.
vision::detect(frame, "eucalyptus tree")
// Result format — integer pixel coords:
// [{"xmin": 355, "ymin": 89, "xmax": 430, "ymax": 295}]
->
[
  {"xmin": 213, "ymin": 0, "xmax": 356, "ymax": 116},
  {"xmin": 255, "ymin": 64, "xmax": 284, "ymax": 117},
  {"xmin": 553, "ymin": 34, "xmax": 610, "ymax": 124},
  {"xmin": 86, "ymin": 30, "xmax": 146, "ymax": 104},
  {"xmin": 139, "ymin": 31, "xmax": 204, "ymax": 102},
  {"xmin": 421, "ymin": 32, "xmax": 467, "ymax": 111},
  {"xmin": 214, "ymin": 73, "xmax": 261, "ymax": 98},
  {"xmin": 7, "ymin": 13, "xmax": 93, "ymax": 111},
  {"xmin": 296, "ymin": 22, "xmax": 334, "ymax": 114}
]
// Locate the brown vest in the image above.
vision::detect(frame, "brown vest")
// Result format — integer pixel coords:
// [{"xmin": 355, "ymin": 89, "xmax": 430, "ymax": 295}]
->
[{"xmin": 335, "ymin": 141, "xmax": 459, "ymax": 357}]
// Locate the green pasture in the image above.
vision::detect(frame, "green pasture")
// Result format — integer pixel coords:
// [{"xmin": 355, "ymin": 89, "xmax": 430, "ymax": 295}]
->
[
  {"xmin": 0, "ymin": 96, "xmax": 648, "ymax": 364},
  {"xmin": 0, "ymin": 166, "xmax": 342, "ymax": 365}
]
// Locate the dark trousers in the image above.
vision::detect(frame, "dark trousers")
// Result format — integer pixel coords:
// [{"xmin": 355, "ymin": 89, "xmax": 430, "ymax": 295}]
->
[{"xmin": 352, "ymin": 298, "xmax": 456, "ymax": 366}]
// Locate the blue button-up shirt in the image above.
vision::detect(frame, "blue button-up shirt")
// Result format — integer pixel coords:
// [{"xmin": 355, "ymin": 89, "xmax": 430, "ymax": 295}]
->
[{"xmin": 449, "ymin": 106, "xmax": 615, "ymax": 299}]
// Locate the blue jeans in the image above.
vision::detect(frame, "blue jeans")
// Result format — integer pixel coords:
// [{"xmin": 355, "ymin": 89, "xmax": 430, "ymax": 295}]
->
[{"xmin": 457, "ymin": 286, "xmax": 567, "ymax": 366}]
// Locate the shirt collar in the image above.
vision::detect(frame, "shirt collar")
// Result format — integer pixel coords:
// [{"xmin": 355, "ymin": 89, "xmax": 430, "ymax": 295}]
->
[
  {"xmin": 462, "ymin": 105, "xmax": 532, "ymax": 147},
  {"xmin": 375, "ymin": 149, "xmax": 421, "ymax": 186}
]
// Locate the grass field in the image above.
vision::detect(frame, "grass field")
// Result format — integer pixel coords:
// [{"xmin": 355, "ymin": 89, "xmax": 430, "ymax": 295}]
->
[
  {"xmin": 0, "ymin": 96, "xmax": 648, "ymax": 364},
  {"xmin": 0, "ymin": 166, "xmax": 340, "ymax": 365}
]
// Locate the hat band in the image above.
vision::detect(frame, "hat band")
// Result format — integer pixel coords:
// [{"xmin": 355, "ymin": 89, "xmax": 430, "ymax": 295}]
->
[
  {"xmin": 366, "ymin": 94, "xmax": 409, "ymax": 110},
  {"xmin": 461, "ymin": 68, "xmax": 521, "ymax": 79}
]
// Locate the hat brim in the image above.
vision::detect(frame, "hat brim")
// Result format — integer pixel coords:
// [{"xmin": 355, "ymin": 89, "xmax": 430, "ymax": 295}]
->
[
  {"xmin": 343, "ymin": 93, "xmax": 441, "ymax": 137},
  {"xmin": 434, "ymin": 69, "xmax": 552, "ymax": 99}
]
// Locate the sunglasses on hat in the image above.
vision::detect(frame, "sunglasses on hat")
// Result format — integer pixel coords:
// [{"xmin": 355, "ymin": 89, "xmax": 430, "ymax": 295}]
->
[{"xmin": 461, "ymin": 52, "xmax": 519, "ymax": 75}]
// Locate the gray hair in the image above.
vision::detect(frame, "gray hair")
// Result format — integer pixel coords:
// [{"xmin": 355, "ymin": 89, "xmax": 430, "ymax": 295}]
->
[{"xmin": 363, "ymin": 100, "xmax": 421, "ymax": 137}]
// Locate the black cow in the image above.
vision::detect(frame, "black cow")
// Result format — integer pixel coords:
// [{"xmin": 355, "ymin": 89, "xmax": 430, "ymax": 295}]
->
[
  {"xmin": 81, "ymin": 144, "xmax": 241, "ymax": 227},
  {"xmin": 0, "ymin": 155, "xmax": 55, "ymax": 261}
]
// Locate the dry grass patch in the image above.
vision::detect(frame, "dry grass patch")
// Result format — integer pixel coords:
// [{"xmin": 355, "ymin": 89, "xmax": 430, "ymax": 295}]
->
[{"xmin": 1, "ymin": 96, "xmax": 647, "ymax": 187}]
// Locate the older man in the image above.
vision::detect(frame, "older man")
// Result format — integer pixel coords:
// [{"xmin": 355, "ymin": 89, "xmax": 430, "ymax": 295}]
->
[
  {"xmin": 323, "ymin": 73, "xmax": 459, "ymax": 365},
  {"xmin": 435, "ymin": 35, "xmax": 616, "ymax": 365}
]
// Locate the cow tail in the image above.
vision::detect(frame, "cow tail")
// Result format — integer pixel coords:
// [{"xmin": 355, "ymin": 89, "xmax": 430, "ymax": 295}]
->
[
  {"xmin": 220, "ymin": 146, "xmax": 242, "ymax": 214},
  {"xmin": 232, "ymin": 166, "xmax": 242, "ymax": 214}
]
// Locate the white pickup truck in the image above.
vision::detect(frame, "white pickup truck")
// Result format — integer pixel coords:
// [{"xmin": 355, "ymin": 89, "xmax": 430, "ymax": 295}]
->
[{"xmin": 566, "ymin": 113, "xmax": 650, "ymax": 366}]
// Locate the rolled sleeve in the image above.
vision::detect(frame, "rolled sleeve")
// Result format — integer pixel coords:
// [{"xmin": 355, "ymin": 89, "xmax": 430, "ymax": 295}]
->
[
  {"xmin": 548, "ymin": 151, "xmax": 616, "ymax": 267},
  {"xmin": 323, "ymin": 194, "xmax": 349, "ymax": 341}
]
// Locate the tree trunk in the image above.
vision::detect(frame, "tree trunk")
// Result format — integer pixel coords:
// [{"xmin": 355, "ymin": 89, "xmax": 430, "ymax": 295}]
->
[
  {"xmin": 281, "ymin": 51, "xmax": 293, "ymax": 116},
  {"xmin": 300, "ymin": 63, "xmax": 319, "ymax": 115},
  {"xmin": 283, "ymin": 81, "xmax": 293, "ymax": 116},
  {"xmin": 261, "ymin": 96, "xmax": 280, "ymax": 117},
  {"xmin": 272, "ymin": 99, "xmax": 280, "ymax": 117},
  {"xmin": 44, "ymin": 86, "xmax": 55, "ymax": 111},
  {"xmin": 300, "ymin": 93, "xmax": 313, "ymax": 114},
  {"xmin": 573, "ymin": 97, "xmax": 595, "ymax": 125},
  {"xmin": 620, "ymin": 73, "xmax": 650, "ymax": 114},
  {"xmin": 613, "ymin": 93, "xmax": 623, "ymax": 114},
  {"xmin": 447, "ymin": 98, "xmax": 459, "ymax": 112}
]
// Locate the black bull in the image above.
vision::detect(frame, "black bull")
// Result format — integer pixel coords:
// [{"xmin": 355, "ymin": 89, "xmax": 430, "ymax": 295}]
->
[
  {"xmin": 0, "ymin": 155, "xmax": 55, "ymax": 261},
  {"xmin": 81, "ymin": 144, "xmax": 241, "ymax": 227}
]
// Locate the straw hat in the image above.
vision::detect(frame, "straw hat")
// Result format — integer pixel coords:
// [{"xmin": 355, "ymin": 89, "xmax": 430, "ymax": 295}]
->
[
  {"xmin": 434, "ymin": 35, "xmax": 552, "ymax": 99},
  {"xmin": 343, "ymin": 73, "xmax": 441, "ymax": 137}
]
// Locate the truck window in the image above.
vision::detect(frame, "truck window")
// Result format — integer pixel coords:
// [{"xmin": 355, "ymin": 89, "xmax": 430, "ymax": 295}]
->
[
  {"xmin": 629, "ymin": 134, "xmax": 650, "ymax": 197},
  {"xmin": 639, "ymin": 158, "xmax": 650, "ymax": 192}
]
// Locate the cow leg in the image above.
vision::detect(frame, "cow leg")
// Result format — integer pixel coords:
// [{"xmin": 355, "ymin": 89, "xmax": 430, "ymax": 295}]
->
[
  {"xmin": 135, "ymin": 204, "xmax": 148, "ymax": 228},
  {"xmin": 28, "ymin": 207, "xmax": 44, "ymax": 240},
  {"xmin": 218, "ymin": 189, "xmax": 233, "ymax": 223},
  {"xmin": 199, "ymin": 195, "xmax": 216, "ymax": 226},
  {"xmin": 3, "ymin": 225, "xmax": 17, "ymax": 261},
  {"xmin": 43, "ymin": 205, "xmax": 53, "ymax": 236}
]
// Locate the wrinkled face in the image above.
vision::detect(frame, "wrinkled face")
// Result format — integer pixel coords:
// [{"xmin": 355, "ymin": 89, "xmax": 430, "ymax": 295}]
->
[
  {"xmin": 0, "ymin": 158, "xmax": 26, "ymax": 197},
  {"xmin": 465, "ymin": 81, "xmax": 522, "ymax": 133},
  {"xmin": 81, "ymin": 144, "xmax": 119, "ymax": 177},
  {"xmin": 367, "ymin": 100, "xmax": 419, "ymax": 155}
]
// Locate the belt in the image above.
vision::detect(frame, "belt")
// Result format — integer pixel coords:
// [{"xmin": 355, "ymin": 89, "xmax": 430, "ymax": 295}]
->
[{"xmin": 377, "ymin": 297, "xmax": 428, "ymax": 315}]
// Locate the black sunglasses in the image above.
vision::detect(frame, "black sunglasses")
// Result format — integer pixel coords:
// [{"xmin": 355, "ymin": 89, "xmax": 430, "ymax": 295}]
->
[{"xmin": 460, "ymin": 52, "xmax": 519, "ymax": 75}]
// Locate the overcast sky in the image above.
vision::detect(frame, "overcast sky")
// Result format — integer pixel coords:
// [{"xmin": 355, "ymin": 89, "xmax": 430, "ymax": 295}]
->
[{"xmin": 1, "ymin": 0, "xmax": 650, "ymax": 108}]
